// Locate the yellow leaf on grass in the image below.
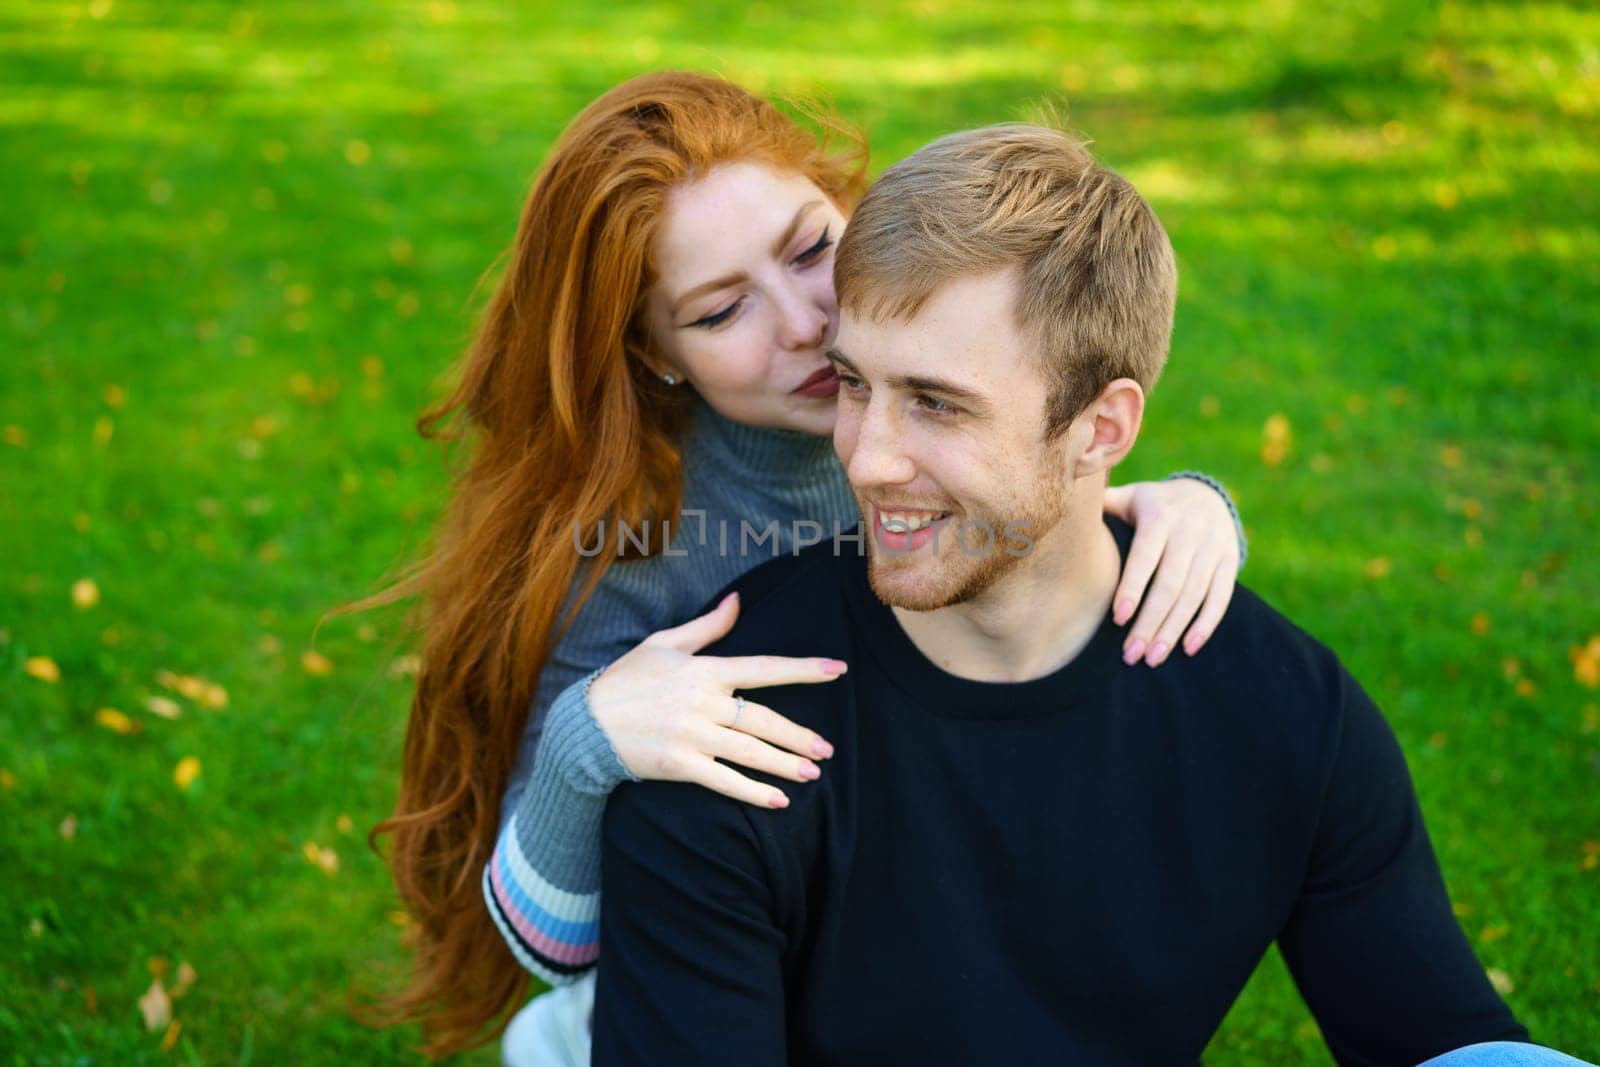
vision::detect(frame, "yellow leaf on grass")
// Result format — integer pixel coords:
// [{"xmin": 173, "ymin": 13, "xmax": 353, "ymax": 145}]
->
[
  {"xmin": 160, "ymin": 1019, "xmax": 182, "ymax": 1051},
  {"xmin": 336, "ymin": 813, "xmax": 353, "ymax": 834},
  {"xmin": 25, "ymin": 657, "xmax": 61, "ymax": 683},
  {"xmin": 93, "ymin": 417, "xmax": 114, "ymax": 446},
  {"xmin": 1260, "ymin": 414, "xmax": 1292, "ymax": 467},
  {"xmin": 1571, "ymin": 636, "xmax": 1600, "ymax": 690},
  {"xmin": 103, "ymin": 384, "xmax": 126, "ymax": 408},
  {"xmin": 95, "ymin": 708, "xmax": 138, "ymax": 735},
  {"xmin": 301, "ymin": 650, "xmax": 334, "ymax": 675},
  {"xmin": 144, "ymin": 695, "xmax": 182, "ymax": 720},
  {"xmin": 170, "ymin": 961, "xmax": 196, "ymax": 999},
  {"xmin": 1486, "ymin": 968, "xmax": 1514, "ymax": 996},
  {"xmin": 1364, "ymin": 557, "xmax": 1392, "ymax": 580},
  {"xmin": 158, "ymin": 671, "xmax": 206, "ymax": 701},
  {"xmin": 72, "ymin": 578, "xmax": 100, "ymax": 609},
  {"xmin": 60, "ymin": 814, "xmax": 77, "ymax": 839},
  {"xmin": 137, "ymin": 978, "xmax": 171, "ymax": 1031},
  {"xmin": 173, "ymin": 757, "xmax": 201, "ymax": 791},
  {"xmin": 198, "ymin": 683, "xmax": 228, "ymax": 710},
  {"xmin": 302, "ymin": 841, "xmax": 339, "ymax": 875},
  {"xmin": 1470, "ymin": 612, "xmax": 1490, "ymax": 637},
  {"xmin": 0, "ymin": 769, "xmax": 16, "ymax": 790}
]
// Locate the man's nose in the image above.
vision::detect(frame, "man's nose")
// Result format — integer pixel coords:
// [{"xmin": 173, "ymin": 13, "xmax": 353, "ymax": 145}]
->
[{"xmin": 844, "ymin": 399, "xmax": 916, "ymax": 489}]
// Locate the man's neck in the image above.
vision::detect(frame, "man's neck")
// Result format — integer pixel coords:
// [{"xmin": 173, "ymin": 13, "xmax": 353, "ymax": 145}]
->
[{"xmin": 891, "ymin": 497, "xmax": 1121, "ymax": 684}]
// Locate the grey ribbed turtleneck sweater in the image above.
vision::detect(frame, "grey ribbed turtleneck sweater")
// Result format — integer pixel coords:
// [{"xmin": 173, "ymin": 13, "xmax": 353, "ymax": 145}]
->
[{"xmin": 484, "ymin": 394, "xmax": 860, "ymax": 983}]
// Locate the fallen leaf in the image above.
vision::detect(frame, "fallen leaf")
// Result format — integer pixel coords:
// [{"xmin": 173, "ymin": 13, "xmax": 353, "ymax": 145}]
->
[
  {"xmin": 138, "ymin": 979, "xmax": 171, "ymax": 1032},
  {"xmin": 1486, "ymin": 968, "xmax": 1514, "ymax": 996},
  {"xmin": 302, "ymin": 840, "xmax": 339, "ymax": 875},
  {"xmin": 0, "ymin": 769, "xmax": 16, "ymax": 790},
  {"xmin": 173, "ymin": 757, "xmax": 201, "ymax": 791},
  {"xmin": 25, "ymin": 657, "xmax": 61, "ymax": 683},
  {"xmin": 170, "ymin": 961, "xmax": 196, "ymax": 999},
  {"xmin": 387, "ymin": 653, "xmax": 420, "ymax": 678},
  {"xmin": 1514, "ymin": 678, "xmax": 1538, "ymax": 698},
  {"xmin": 1261, "ymin": 414, "xmax": 1292, "ymax": 467},
  {"xmin": 72, "ymin": 578, "xmax": 100, "ymax": 609},
  {"xmin": 199, "ymin": 683, "xmax": 228, "ymax": 709},
  {"xmin": 147, "ymin": 957, "xmax": 169, "ymax": 980},
  {"xmin": 84, "ymin": 984, "xmax": 98, "ymax": 1014},
  {"xmin": 60, "ymin": 814, "xmax": 78, "ymax": 839},
  {"xmin": 336, "ymin": 813, "xmax": 353, "ymax": 834},
  {"xmin": 1364, "ymin": 557, "xmax": 1392, "ymax": 580},
  {"xmin": 103, "ymin": 384, "xmax": 126, "ymax": 408},
  {"xmin": 1441, "ymin": 444, "xmax": 1463, "ymax": 468},
  {"xmin": 1571, "ymin": 636, "xmax": 1600, "ymax": 690},
  {"xmin": 1479, "ymin": 923, "xmax": 1510, "ymax": 943},
  {"xmin": 92, "ymin": 417, "xmax": 114, "ymax": 446},
  {"xmin": 301, "ymin": 650, "xmax": 333, "ymax": 676},
  {"xmin": 144, "ymin": 696, "xmax": 183, "ymax": 720},
  {"xmin": 160, "ymin": 1019, "xmax": 181, "ymax": 1051},
  {"xmin": 1470, "ymin": 612, "xmax": 1490, "ymax": 637},
  {"xmin": 95, "ymin": 708, "xmax": 138, "ymax": 735}
]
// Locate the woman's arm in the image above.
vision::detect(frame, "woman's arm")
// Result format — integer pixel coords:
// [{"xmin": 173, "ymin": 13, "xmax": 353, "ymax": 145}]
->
[
  {"xmin": 484, "ymin": 591, "xmax": 842, "ymax": 984},
  {"xmin": 1103, "ymin": 472, "xmax": 1246, "ymax": 667}
]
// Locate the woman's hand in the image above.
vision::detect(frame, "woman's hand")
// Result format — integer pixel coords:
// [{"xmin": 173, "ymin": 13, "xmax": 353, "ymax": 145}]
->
[
  {"xmin": 1103, "ymin": 478, "xmax": 1241, "ymax": 667},
  {"xmin": 586, "ymin": 592, "xmax": 844, "ymax": 809}
]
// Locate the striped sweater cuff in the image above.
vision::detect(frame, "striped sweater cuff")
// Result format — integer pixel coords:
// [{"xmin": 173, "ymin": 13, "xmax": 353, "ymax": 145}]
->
[{"xmin": 484, "ymin": 815, "xmax": 601, "ymax": 984}]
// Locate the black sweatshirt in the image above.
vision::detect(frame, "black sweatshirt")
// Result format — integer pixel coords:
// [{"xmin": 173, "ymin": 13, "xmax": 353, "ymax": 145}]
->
[{"xmin": 592, "ymin": 521, "xmax": 1526, "ymax": 1066}]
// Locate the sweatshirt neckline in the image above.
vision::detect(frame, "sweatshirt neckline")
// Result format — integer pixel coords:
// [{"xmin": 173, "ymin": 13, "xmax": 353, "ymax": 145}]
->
[
  {"xmin": 682, "ymin": 392, "xmax": 839, "ymax": 485},
  {"xmin": 842, "ymin": 518, "xmax": 1133, "ymax": 720}
]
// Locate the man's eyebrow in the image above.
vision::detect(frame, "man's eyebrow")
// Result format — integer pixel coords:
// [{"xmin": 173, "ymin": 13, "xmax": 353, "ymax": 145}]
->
[
  {"xmin": 669, "ymin": 200, "xmax": 825, "ymax": 320},
  {"xmin": 826, "ymin": 348, "xmax": 990, "ymax": 410}
]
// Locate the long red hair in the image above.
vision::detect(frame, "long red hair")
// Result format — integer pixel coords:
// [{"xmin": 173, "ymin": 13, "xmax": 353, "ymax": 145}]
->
[{"xmin": 360, "ymin": 71, "xmax": 867, "ymax": 1056}]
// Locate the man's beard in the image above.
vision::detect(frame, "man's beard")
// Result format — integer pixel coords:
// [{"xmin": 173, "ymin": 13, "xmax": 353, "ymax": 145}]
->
[{"xmin": 861, "ymin": 463, "xmax": 1072, "ymax": 613}]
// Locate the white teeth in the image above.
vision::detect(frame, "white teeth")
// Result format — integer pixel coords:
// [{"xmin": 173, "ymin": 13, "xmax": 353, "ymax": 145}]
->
[{"xmin": 879, "ymin": 509, "xmax": 945, "ymax": 533}]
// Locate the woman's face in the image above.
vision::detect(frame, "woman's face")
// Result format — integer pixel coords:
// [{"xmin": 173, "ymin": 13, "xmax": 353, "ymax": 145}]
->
[{"xmin": 643, "ymin": 161, "xmax": 849, "ymax": 437}]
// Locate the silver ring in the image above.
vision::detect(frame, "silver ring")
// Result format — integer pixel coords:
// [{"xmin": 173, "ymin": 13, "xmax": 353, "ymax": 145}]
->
[{"xmin": 730, "ymin": 695, "xmax": 746, "ymax": 730}]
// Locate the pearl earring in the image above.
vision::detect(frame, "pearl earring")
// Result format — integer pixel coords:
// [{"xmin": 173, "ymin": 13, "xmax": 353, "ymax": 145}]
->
[{"xmin": 662, "ymin": 372, "xmax": 680, "ymax": 386}]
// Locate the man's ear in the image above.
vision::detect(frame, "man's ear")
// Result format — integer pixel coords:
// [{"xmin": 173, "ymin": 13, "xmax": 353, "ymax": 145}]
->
[{"xmin": 1073, "ymin": 378, "xmax": 1145, "ymax": 478}]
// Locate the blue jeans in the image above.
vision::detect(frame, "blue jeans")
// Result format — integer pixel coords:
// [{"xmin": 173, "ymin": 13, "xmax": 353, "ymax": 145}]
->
[{"xmin": 1419, "ymin": 1042, "xmax": 1596, "ymax": 1067}]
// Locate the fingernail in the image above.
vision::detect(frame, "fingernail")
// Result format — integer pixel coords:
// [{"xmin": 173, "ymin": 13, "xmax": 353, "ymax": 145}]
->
[
  {"xmin": 1114, "ymin": 600, "xmax": 1133, "ymax": 625},
  {"xmin": 1123, "ymin": 640, "xmax": 1146, "ymax": 666},
  {"xmin": 813, "ymin": 738, "xmax": 834, "ymax": 759},
  {"xmin": 1147, "ymin": 642, "xmax": 1169, "ymax": 667},
  {"xmin": 1183, "ymin": 635, "xmax": 1201, "ymax": 656},
  {"xmin": 822, "ymin": 659, "xmax": 848, "ymax": 675},
  {"xmin": 799, "ymin": 762, "xmax": 820, "ymax": 781},
  {"xmin": 770, "ymin": 792, "xmax": 790, "ymax": 809},
  {"xmin": 722, "ymin": 591, "xmax": 739, "ymax": 607}
]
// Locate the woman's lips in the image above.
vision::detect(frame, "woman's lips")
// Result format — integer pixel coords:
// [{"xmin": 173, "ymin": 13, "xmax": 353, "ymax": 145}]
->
[{"xmin": 792, "ymin": 367, "xmax": 840, "ymax": 398}]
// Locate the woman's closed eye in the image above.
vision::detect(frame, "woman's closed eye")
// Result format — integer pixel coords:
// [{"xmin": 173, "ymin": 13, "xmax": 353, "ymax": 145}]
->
[
  {"xmin": 794, "ymin": 227, "xmax": 833, "ymax": 266},
  {"xmin": 690, "ymin": 296, "xmax": 745, "ymax": 329}
]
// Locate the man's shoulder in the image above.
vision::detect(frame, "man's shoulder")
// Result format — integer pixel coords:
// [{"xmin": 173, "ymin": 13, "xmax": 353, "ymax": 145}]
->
[
  {"xmin": 700, "ymin": 535, "xmax": 863, "ymax": 659},
  {"xmin": 1193, "ymin": 579, "xmax": 1366, "ymax": 766}
]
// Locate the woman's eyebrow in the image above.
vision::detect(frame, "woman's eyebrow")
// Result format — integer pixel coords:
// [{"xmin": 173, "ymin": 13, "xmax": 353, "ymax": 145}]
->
[{"xmin": 670, "ymin": 200, "xmax": 826, "ymax": 319}]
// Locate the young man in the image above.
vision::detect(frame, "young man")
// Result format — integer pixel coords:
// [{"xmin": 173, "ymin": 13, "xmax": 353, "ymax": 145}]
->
[{"xmin": 589, "ymin": 126, "xmax": 1549, "ymax": 1065}]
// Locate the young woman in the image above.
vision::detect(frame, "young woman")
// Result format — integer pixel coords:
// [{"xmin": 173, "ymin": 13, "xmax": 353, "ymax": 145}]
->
[{"xmin": 372, "ymin": 71, "xmax": 1246, "ymax": 1063}]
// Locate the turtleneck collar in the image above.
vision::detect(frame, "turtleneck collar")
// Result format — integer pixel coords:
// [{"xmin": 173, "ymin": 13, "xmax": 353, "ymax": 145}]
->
[{"xmin": 681, "ymin": 390, "xmax": 839, "ymax": 485}]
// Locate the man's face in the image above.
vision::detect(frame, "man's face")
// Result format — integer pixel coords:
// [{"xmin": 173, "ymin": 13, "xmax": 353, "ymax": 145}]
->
[{"xmin": 829, "ymin": 270, "xmax": 1081, "ymax": 611}]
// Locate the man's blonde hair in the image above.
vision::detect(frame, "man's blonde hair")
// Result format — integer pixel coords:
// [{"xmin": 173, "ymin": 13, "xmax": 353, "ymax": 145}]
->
[{"xmin": 835, "ymin": 124, "xmax": 1177, "ymax": 435}]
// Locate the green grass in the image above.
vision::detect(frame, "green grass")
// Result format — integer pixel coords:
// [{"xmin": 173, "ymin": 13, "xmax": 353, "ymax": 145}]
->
[{"xmin": 2, "ymin": 1, "xmax": 1596, "ymax": 1062}]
